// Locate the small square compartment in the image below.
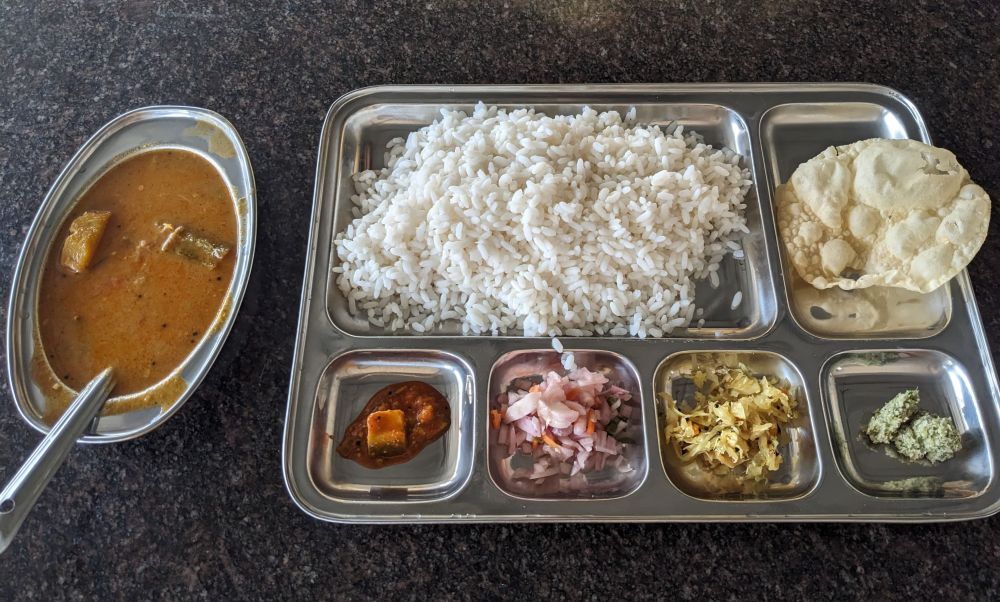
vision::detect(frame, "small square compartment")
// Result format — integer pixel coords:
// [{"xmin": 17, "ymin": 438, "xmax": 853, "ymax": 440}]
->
[
  {"xmin": 759, "ymin": 102, "xmax": 951, "ymax": 338},
  {"xmin": 326, "ymin": 98, "xmax": 776, "ymax": 338},
  {"xmin": 307, "ymin": 349, "xmax": 474, "ymax": 502},
  {"xmin": 486, "ymin": 349, "xmax": 647, "ymax": 499},
  {"xmin": 654, "ymin": 351, "xmax": 819, "ymax": 501},
  {"xmin": 824, "ymin": 350, "xmax": 992, "ymax": 499}
]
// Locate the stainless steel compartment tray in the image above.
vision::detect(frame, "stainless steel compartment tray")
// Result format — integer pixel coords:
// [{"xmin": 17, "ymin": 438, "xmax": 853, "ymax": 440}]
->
[{"xmin": 284, "ymin": 84, "xmax": 1000, "ymax": 523}]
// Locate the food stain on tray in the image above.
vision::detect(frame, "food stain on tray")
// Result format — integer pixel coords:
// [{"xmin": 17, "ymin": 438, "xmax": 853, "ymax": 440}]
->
[
  {"xmin": 33, "ymin": 148, "xmax": 237, "ymax": 422},
  {"xmin": 183, "ymin": 120, "xmax": 237, "ymax": 159},
  {"xmin": 336, "ymin": 381, "xmax": 451, "ymax": 469}
]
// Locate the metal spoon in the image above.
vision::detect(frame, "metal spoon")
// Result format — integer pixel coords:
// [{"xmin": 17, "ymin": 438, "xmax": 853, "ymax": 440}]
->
[{"xmin": 0, "ymin": 368, "xmax": 115, "ymax": 554}]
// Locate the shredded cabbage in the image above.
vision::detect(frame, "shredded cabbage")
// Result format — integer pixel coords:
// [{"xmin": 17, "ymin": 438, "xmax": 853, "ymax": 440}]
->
[{"xmin": 662, "ymin": 364, "xmax": 798, "ymax": 483}]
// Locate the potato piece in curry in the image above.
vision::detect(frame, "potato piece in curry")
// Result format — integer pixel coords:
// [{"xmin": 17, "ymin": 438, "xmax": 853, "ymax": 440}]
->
[
  {"xmin": 37, "ymin": 149, "xmax": 237, "ymax": 415},
  {"xmin": 60, "ymin": 210, "xmax": 111, "ymax": 272}
]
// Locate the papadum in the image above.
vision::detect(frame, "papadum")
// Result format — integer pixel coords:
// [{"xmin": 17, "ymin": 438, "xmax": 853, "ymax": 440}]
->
[{"xmin": 776, "ymin": 138, "xmax": 990, "ymax": 293}]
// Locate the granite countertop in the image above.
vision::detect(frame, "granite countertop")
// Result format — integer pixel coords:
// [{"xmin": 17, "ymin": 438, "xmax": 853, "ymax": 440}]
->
[{"xmin": 2, "ymin": 0, "xmax": 999, "ymax": 598}]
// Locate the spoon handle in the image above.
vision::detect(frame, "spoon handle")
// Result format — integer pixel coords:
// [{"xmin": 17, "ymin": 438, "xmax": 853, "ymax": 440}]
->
[{"xmin": 0, "ymin": 368, "xmax": 115, "ymax": 554}]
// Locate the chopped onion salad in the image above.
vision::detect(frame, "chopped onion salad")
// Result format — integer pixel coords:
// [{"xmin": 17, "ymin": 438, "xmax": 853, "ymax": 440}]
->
[{"xmin": 491, "ymin": 367, "xmax": 635, "ymax": 485}]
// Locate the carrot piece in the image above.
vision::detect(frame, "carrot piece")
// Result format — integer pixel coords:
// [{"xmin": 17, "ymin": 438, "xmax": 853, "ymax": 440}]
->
[
  {"xmin": 529, "ymin": 384, "xmax": 542, "ymax": 393},
  {"xmin": 586, "ymin": 410, "xmax": 596, "ymax": 434},
  {"xmin": 531, "ymin": 438, "xmax": 540, "ymax": 450},
  {"xmin": 542, "ymin": 431, "xmax": 560, "ymax": 448},
  {"xmin": 490, "ymin": 409, "xmax": 503, "ymax": 429}
]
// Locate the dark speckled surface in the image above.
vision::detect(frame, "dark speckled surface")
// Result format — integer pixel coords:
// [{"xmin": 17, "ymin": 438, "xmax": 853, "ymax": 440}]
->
[{"xmin": 2, "ymin": 0, "xmax": 1000, "ymax": 599}]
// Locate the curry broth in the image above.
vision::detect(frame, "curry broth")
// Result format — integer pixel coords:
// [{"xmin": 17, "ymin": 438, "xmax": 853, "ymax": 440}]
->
[{"xmin": 37, "ymin": 149, "xmax": 236, "ymax": 401}]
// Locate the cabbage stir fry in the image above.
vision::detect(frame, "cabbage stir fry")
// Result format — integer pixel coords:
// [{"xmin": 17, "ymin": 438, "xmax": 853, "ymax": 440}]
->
[{"xmin": 663, "ymin": 365, "xmax": 798, "ymax": 483}]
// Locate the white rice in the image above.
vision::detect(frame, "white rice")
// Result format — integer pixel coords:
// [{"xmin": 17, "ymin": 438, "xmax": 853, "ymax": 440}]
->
[
  {"xmin": 333, "ymin": 103, "xmax": 751, "ymax": 337},
  {"xmin": 730, "ymin": 291, "xmax": 743, "ymax": 311}
]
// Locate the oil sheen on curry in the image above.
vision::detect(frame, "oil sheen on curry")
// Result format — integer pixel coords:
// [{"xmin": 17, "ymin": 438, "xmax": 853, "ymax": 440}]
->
[{"xmin": 36, "ymin": 149, "xmax": 236, "ymax": 420}]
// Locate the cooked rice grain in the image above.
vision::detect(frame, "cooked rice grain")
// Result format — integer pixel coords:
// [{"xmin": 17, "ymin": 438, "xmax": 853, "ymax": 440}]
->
[{"xmin": 333, "ymin": 104, "xmax": 751, "ymax": 337}]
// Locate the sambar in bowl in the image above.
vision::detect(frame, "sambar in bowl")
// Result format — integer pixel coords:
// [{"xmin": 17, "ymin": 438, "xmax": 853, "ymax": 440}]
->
[{"xmin": 6, "ymin": 106, "xmax": 256, "ymax": 442}]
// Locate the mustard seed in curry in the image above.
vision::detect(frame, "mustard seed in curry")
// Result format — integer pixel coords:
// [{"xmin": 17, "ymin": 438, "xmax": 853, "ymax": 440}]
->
[{"xmin": 37, "ymin": 149, "xmax": 237, "ymax": 408}]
